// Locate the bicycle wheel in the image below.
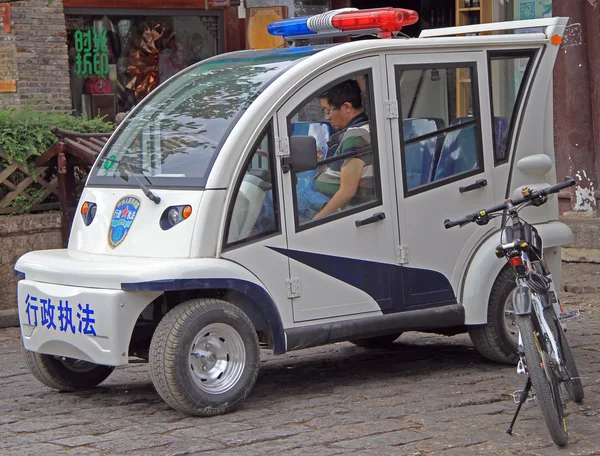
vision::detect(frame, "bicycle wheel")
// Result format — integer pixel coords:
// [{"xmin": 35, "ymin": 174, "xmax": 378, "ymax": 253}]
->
[
  {"xmin": 543, "ymin": 306, "xmax": 584, "ymax": 403},
  {"xmin": 516, "ymin": 314, "xmax": 569, "ymax": 446}
]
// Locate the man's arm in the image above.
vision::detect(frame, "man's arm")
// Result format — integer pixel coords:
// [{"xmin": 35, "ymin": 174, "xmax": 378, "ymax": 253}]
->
[{"xmin": 313, "ymin": 158, "xmax": 364, "ymax": 219}]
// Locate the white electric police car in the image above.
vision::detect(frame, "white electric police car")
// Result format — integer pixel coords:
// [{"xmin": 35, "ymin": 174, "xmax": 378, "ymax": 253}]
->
[{"xmin": 15, "ymin": 8, "xmax": 572, "ymax": 416}]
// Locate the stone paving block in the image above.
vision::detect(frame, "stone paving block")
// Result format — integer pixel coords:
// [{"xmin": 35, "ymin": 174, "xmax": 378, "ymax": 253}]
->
[
  {"xmin": 90, "ymin": 434, "xmax": 180, "ymax": 453},
  {"xmin": 126, "ymin": 439, "xmax": 228, "ymax": 455},
  {"xmin": 2, "ymin": 416, "xmax": 92, "ymax": 433},
  {"xmin": 50, "ymin": 434, "xmax": 110, "ymax": 448},
  {"xmin": 169, "ymin": 422, "xmax": 256, "ymax": 439},
  {"xmin": 208, "ymin": 423, "xmax": 313, "ymax": 447},
  {"xmin": 329, "ymin": 429, "xmax": 432, "ymax": 450},
  {"xmin": 1, "ymin": 442, "xmax": 67, "ymax": 456}
]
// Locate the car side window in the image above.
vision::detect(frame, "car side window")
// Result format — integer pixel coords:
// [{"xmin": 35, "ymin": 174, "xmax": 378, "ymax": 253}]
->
[
  {"xmin": 225, "ymin": 125, "xmax": 279, "ymax": 246},
  {"xmin": 396, "ymin": 65, "xmax": 482, "ymax": 193},
  {"xmin": 288, "ymin": 73, "xmax": 381, "ymax": 228}
]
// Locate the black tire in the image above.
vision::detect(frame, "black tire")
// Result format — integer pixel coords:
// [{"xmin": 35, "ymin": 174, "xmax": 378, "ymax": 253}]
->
[
  {"xmin": 468, "ymin": 266, "xmax": 518, "ymax": 364},
  {"xmin": 516, "ymin": 314, "xmax": 569, "ymax": 447},
  {"xmin": 21, "ymin": 345, "xmax": 114, "ymax": 391},
  {"xmin": 543, "ymin": 306, "xmax": 584, "ymax": 403},
  {"xmin": 350, "ymin": 333, "xmax": 402, "ymax": 349},
  {"xmin": 149, "ymin": 298, "xmax": 260, "ymax": 416}
]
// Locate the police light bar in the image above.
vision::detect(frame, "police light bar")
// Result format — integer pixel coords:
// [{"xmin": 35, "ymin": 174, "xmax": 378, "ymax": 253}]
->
[{"xmin": 268, "ymin": 7, "xmax": 419, "ymax": 40}]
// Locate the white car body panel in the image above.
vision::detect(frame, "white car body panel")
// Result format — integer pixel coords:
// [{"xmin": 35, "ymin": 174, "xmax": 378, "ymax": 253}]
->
[{"xmin": 14, "ymin": 17, "xmax": 572, "ymax": 365}]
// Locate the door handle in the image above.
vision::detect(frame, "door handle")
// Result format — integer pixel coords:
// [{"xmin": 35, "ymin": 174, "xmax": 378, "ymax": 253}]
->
[
  {"xmin": 355, "ymin": 212, "xmax": 386, "ymax": 227},
  {"xmin": 459, "ymin": 179, "xmax": 487, "ymax": 193}
]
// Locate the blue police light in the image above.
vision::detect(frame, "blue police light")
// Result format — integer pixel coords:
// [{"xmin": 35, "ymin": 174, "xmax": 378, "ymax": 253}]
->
[{"xmin": 268, "ymin": 17, "xmax": 316, "ymax": 38}]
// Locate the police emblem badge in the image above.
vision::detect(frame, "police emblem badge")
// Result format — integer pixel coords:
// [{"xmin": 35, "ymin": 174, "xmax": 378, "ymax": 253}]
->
[{"xmin": 108, "ymin": 195, "xmax": 141, "ymax": 249}]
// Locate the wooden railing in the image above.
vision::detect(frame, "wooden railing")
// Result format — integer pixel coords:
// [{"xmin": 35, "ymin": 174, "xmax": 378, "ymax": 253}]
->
[
  {"xmin": 0, "ymin": 127, "xmax": 110, "ymax": 245},
  {"xmin": 34, "ymin": 127, "xmax": 110, "ymax": 245},
  {"xmin": 0, "ymin": 149, "xmax": 60, "ymax": 215}
]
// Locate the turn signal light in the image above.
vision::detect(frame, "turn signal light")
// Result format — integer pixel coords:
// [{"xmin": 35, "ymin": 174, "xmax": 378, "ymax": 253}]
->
[
  {"xmin": 550, "ymin": 34, "xmax": 563, "ymax": 46},
  {"xmin": 80, "ymin": 201, "xmax": 97, "ymax": 226}
]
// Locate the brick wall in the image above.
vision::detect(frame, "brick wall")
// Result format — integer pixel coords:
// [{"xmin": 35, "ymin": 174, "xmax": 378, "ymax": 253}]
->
[
  {"xmin": 0, "ymin": 213, "xmax": 62, "ymax": 327},
  {"xmin": 0, "ymin": 0, "xmax": 71, "ymax": 111}
]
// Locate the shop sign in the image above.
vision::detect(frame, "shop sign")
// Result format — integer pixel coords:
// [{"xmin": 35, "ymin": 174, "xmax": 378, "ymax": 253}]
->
[
  {"xmin": 74, "ymin": 27, "xmax": 109, "ymax": 76},
  {"xmin": 0, "ymin": 80, "xmax": 16, "ymax": 93},
  {"xmin": 0, "ymin": 4, "xmax": 11, "ymax": 33}
]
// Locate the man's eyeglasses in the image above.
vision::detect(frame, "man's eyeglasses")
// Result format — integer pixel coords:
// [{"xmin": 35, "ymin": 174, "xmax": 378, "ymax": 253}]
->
[{"xmin": 322, "ymin": 106, "xmax": 339, "ymax": 116}]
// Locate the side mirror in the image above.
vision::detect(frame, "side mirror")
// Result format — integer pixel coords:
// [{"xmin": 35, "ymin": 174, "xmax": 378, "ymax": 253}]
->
[{"xmin": 284, "ymin": 136, "xmax": 317, "ymax": 173}]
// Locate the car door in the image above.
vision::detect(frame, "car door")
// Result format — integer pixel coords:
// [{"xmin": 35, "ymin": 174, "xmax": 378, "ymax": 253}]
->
[
  {"xmin": 386, "ymin": 51, "xmax": 497, "ymax": 310},
  {"xmin": 275, "ymin": 57, "xmax": 400, "ymax": 322}
]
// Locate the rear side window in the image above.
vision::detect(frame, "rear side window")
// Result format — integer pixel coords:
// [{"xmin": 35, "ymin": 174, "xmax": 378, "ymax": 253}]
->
[
  {"xmin": 395, "ymin": 64, "xmax": 483, "ymax": 194},
  {"xmin": 488, "ymin": 50, "xmax": 536, "ymax": 165}
]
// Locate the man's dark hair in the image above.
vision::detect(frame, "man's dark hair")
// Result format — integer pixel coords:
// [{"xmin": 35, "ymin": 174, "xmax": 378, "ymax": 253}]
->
[{"xmin": 320, "ymin": 79, "xmax": 363, "ymax": 110}]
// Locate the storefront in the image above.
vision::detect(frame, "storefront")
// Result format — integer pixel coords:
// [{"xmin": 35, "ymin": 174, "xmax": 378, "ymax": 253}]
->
[{"xmin": 63, "ymin": 0, "xmax": 240, "ymax": 122}]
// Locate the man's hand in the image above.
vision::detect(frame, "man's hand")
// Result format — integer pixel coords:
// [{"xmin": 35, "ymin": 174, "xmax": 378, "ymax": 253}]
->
[{"xmin": 316, "ymin": 147, "xmax": 324, "ymax": 162}]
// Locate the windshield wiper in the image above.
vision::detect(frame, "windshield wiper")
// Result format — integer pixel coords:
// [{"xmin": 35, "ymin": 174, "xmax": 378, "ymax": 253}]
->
[{"xmin": 100, "ymin": 157, "xmax": 161, "ymax": 205}]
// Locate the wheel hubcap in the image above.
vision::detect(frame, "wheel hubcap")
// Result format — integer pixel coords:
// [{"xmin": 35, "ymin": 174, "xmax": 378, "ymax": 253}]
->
[
  {"xmin": 502, "ymin": 290, "xmax": 519, "ymax": 346},
  {"xmin": 189, "ymin": 323, "xmax": 246, "ymax": 394},
  {"xmin": 55, "ymin": 357, "xmax": 98, "ymax": 373}
]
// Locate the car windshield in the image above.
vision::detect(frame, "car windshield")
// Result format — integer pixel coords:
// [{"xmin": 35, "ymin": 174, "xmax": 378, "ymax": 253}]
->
[{"xmin": 89, "ymin": 47, "xmax": 326, "ymax": 188}]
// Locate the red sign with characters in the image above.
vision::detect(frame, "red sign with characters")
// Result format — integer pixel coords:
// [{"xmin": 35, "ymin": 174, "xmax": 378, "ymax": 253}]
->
[{"xmin": 0, "ymin": 4, "xmax": 10, "ymax": 33}]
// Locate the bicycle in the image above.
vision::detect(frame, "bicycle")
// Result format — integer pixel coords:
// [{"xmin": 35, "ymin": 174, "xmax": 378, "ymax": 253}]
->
[{"xmin": 444, "ymin": 177, "xmax": 584, "ymax": 446}]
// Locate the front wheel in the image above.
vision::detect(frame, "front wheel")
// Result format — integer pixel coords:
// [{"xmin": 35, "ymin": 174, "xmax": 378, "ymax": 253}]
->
[
  {"xmin": 149, "ymin": 298, "xmax": 260, "ymax": 416},
  {"xmin": 543, "ymin": 307, "xmax": 584, "ymax": 403},
  {"xmin": 22, "ymin": 345, "xmax": 115, "ymax": 391},
  {"xmin": 517, "ymin": 314, "xmax": 569, "ymax": 446}
]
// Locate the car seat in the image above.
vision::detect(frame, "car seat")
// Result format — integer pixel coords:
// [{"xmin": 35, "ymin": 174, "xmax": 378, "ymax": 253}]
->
[
  {"xmin": 403, "ymin": 117, "xmax": 445, "ymax": 190},
  {"xmin": 434, "ymin": 120, "xmax": 477, "ymax": 181},
  {"xmin": 228, "ymin": 169, "xmax": 272, "ymax": 242},
  {"xmin": 493, "ymin": 116, "xmax": 509, "ymax": 162}
]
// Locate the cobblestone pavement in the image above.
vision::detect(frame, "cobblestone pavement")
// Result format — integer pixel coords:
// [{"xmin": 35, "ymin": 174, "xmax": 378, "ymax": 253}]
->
[{"xmin": 0, "ymin": 291, "xmax": 599, "ymax": 455}]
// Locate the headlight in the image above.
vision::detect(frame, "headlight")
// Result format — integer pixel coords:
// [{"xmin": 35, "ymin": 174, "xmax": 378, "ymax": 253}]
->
[
  {"xmin": 160, "ymin": 205, "xmax": 193, "ymax": 230},
  {"xmin": 168, "ymin": 208, "xmax": 180, "ymax": 226}
]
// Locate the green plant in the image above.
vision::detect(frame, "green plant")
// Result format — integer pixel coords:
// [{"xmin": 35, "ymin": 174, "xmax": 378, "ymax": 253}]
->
[
  {"xmin": 0, "ymin": 109, "xmax": 114, "ymax": 214},
  {"xmin": 0, "ymin": 109, "xmax": 113, "ymax": 163}
]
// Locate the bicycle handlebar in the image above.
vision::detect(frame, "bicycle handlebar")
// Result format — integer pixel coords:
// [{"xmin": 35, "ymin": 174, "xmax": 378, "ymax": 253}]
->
[{"xmin": 443, "ymin": 177, "xmax": 576, "ymax": 229}]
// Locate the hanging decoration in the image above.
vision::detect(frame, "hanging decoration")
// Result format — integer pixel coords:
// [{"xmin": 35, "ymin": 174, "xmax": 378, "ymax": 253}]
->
[{"xmin": 125, "ymin": 23, "xmax": 174, "ymax": 101}]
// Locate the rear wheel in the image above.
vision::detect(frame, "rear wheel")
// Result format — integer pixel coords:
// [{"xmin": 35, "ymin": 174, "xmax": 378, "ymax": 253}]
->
[
  {"xmin": 517, "ymin": 314, "xmax": 569, "ymax": 447},
  {"xmin": 150, "ymin": 298, "xmax": 260, "ymax": 416},
  {"xmin": 468, "ymin": 267, "xmax": 518, "ymax": 364},
  {"xmin": 22, "ymin": 345, "xmax": 114, "ymax": 391},
  {"xmin": 350, "ymin": 333, "xmax": 402, "ymax": 349},
  {"xmin": 543, "ymin": 307, "xmax": 584, "ymax": 403}
]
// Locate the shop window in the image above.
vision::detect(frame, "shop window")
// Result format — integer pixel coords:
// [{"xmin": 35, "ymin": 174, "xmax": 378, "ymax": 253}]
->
[
  {"xmin": 65, "ymin": 13, "xmax": 221, "ymax": 122},
  {"xmin": 288, "ymin": 73, "xmax": 381, "ymax": 227},
  {"xmin": 226, "ymin": 125, "xmax": 279, "ymax": 246},
  {"xmin": 489, "ymin": 51, "xmax": 535, "ymax": 164},
  {"xmin": 395, "ymin": 65, "xmax": 482, "ymax": 193}
]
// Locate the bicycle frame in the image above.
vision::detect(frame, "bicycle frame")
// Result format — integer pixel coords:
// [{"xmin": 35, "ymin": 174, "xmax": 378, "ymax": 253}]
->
[{"xmin": 502, "ymin": 201, "xmax": 563, "ymax": 367}]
